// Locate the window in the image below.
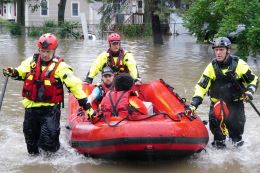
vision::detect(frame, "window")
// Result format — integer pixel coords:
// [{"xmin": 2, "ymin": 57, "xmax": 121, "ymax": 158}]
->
[
  {"xmin": 40, "ymin": 0, "xmax": 49, "ymax": 16},
  {"xmin": 138, "ymin": 1, "xmax": 142, "ymax": 9},
  {"xmin": 72, "ymin": 2, "xmax": 79, "ymax": 17}
]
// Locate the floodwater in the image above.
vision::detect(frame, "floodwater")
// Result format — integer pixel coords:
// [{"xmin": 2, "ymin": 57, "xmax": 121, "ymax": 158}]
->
[{"xmin": 0, "ymin": 32, "xmax": 260, "ymax": 173}]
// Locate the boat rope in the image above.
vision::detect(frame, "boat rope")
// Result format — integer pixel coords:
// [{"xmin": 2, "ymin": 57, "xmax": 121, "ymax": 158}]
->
[
  {"xmin": 102, "ymin": 114, "xmax": 129, "ymax": 127},
  {"xmin": 219, "ymin": 106, "xmax": 229, "ymax": 136},
  {"xmin": 178, "ymin": 111, "xmax": 197, "ymax": 121},
  {"xmin": 160, "ymin": 79, "xmax": 187, "ymax": 105},
  {"xmin": 100, "ymin": 112, "xmax": 182, "ymax": 127}
]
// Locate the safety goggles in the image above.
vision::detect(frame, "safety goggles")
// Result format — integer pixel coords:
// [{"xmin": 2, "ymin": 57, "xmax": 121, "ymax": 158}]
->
[{"xmin": 111, "ymin": 41, "xmax": 120, "ymax": 46}]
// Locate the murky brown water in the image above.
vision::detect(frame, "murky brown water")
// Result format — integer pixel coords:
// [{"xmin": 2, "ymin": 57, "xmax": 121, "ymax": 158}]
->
[{"xmin": 1, "ymin": 32, "xmax": 260, "ymax": 173}]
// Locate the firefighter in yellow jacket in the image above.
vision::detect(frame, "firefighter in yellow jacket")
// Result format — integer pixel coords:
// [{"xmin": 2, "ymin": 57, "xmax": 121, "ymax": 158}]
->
[
  {"xmin": 3, "ymin": 33, "xmax": 93, "ymax": 155},
  {"xmin": 186, "ymin": 37, "xmax": 258, "ymax": 149},
  {"xmin": 84, "ymin": 33, "xmax": 141, "ymax": 85}
]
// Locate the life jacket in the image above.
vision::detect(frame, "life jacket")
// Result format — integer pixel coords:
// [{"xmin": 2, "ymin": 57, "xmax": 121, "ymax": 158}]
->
[
  {"xmin": 99, "ymin": 90, "xmax": 148, "ymax": 117},
  {"xmin": 105, "ymin": 49, "xmax": 129, "ymax": 74},
  {"xmin": 213, "ymin": 100, "xmax": 230, "ymax": 121},
  {"xmin": 22, "ymin": 54, "xmax": 63, "ymax": 103},
  {"xmin": 209, "ymin": 56, "xmax": 244, "ymax": 102}
]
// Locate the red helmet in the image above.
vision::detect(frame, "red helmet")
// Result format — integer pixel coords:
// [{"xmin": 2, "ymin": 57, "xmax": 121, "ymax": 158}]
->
[
  {"xmin": 107, "ymin": 33, "xmax": 121, "ymax": 42},
  {"xmin": 38, "ymin": 33, "xmax": 58, "ymax": 50}
]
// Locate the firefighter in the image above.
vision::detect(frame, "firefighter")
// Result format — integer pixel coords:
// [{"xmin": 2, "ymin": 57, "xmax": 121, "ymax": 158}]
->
[
  {"xmin": 84, "ymin": 32, "xmax": 141, "ymax": 85},
  {"xmin": 3, "ymin": 33, "xmax": 94, "ymax": 155},
  {"xmin": 186, "ymin": 37, "xmax": 259, "ymax": 148}
]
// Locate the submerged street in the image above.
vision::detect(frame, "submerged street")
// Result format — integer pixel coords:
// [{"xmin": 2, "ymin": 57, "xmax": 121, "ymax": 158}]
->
[{"xmin": 0, "ymin": 33, "xmax": 260, "ymax": 173}]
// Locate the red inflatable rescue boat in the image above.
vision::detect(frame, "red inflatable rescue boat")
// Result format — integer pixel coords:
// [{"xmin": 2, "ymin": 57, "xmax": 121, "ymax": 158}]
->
[{"xmin": 66, "ymin": 80, "xmax": 208, "ymax": 159}]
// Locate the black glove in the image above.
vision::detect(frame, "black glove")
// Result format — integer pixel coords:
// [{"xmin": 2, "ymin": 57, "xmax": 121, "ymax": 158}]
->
[
  {"xmin": 78, "ymin": 98, "xmax": 96, "ymax": 120},
  {"xmin": 185, "ymin": 105, "xmax": 196, "ymax": 115},
  {"xmin": 77, "ymin": 106, "xmax": 96, "ymax": 120},
  {"xmin": 3, "ymin": 67, "xmax": 18, "ymax": 78},
  {"xmin": 243, "ymin": 90, "xmax": 253, "ymax": 102},
  {"xmin": 191, "ymin": 96, "xmax": 202, "ymax": 108},
  {"xmin": 85, "ymin": 107, "xmax": 96, "ymax": 120},
  {"xmin": 134, "ymin": 78, "xmax": 142, "ymax": 85},
  {"xmin": 84, "ymin": 77, "xmax": 93, "ymax": 84}
]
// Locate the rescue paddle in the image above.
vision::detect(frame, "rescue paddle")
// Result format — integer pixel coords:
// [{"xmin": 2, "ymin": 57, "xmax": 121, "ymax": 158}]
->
[
  {"xmin": 226, "ymin": 71, "xmax": 260, "ymax": 117},
  {"xmin": 0, "ymin": 76, "xmax": 9, "ymax": 111}
]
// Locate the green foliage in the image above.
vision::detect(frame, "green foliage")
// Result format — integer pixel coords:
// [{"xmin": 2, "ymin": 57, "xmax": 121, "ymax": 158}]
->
[
  {"xmin": 59, "ymin": 21, "xmax": 81, "ymax": 38},
  {"xmin": 9, "ymin": 23, "xmax": 22, "ymax": 35},
  {"xmin": 0, "ymin": 18, "xmax": 22, "ymax": 35},
  {"xmin": 28, "ymin": 26, "xmax": 43, "ymax": 37},
  {"xmin": 116, "ymin": 24, "xmax": 152, "ymax": 38},
  {"xmin": 28, "ymin": 20, "xmax": 81, "ymax": 38},
  {"xmin": 99, "ymin": 0, "xmax": 174, "ymax": 31},
  {"xmin": 43, "ymin": 21, "xmax": 57, "ymax": 28},
  {"xmin": 143, "ymin": 23, "xmax": 153, "ymax": 36},
  {"xmin": 184, "ymin": 0, "xmax": 260, "ymax": 59},
  {"xmin": 0, "ymin": 0, "xmax": 13, "ymax": 3}
]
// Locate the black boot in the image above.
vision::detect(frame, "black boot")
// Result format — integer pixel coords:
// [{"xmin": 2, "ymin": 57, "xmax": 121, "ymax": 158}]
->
[
  {"xmin": 211, "ymin": 140, "xmax": 226, "ymax": 149},
  {"xmin": 232, "ymin": 140, "xmax": 244, "ymax": 147}
]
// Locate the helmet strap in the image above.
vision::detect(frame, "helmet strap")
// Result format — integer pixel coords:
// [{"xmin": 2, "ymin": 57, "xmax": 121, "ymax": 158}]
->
[{"xmin": 223, "ymin": 48, "xmax": 230, "ymax": 63}]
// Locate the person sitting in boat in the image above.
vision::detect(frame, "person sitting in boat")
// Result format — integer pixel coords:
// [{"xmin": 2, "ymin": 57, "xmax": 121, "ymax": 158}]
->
[
  {"xmin": 87, "ymin": 66, "xmax": 114, "ymax": 104},
  {"xmin": 99, "ymin": 73, "xmax": 148, "ymax": 117},
  {"xmin": 84, "ymin": 32, "xmax": 142, "ymax": 85}
]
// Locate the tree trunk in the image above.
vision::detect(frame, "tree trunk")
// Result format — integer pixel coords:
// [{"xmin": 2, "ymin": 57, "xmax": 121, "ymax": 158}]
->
[
  {"xmin": 144, "ymin": 0, "xmax": 151, "ymax": 23},
  {"xmin": 151, "ymin": 13, "xmax": 163, "ymax": 44},
  {"xmin": 174, "ymin": 0, "xmax": 181, "ymax": 8},
  {"xmin": 16, "ymin": 0, "xmax": 25, "ymax": 25},
  {"xmin": 58, "ymin": 0, "xmax": 67, "ymax": 26}
]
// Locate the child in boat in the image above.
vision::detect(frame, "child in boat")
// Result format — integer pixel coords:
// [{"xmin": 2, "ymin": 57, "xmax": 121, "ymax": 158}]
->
[{"xmin": 99, "ymin": 73, "xmax": 148, "ymax": 117}]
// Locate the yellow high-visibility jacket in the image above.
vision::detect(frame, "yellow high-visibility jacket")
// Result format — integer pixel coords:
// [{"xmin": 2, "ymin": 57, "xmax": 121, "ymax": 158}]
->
[
  {"xmin": 193, "ymin": 56, "xmax": 258, "ymax": 103},
  {"xmin": 15, "ymin": 55, "xmax": 87, "ymax": 108},
  {"xmin": 87, "ymin": 50, "xmax": 139, "ymax": 79}
]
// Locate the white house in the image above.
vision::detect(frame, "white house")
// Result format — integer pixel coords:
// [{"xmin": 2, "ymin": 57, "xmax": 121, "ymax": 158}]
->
[
  {"xmin": 24, "ymin": 0, "xmax": 101, "ymax": 27},
  {"xmin": 0, "ymin": 1, "xmax": 17, "ymax": 21},
  {"xmin": 0, "ymin": 0, "xmax": 101, "ymax": 28},
  {"xmin": 110, "ymin": 0, "xmax": 144, "ymax": 27}
]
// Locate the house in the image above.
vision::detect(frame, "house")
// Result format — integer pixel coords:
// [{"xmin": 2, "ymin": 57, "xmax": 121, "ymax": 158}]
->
[
  {"xmin": 108, "ymin": 0, "xmax": 144, "ymax": 29},
  {"xmin": 24, "ymin": 0, "xmax": 101, "ymax": 27},
  {"xmin": 1, "ymin": 0, "xmax": 101, "ymax": 33},
  {"xmin": 0, "ymin": 1, "xmax": 17, "ymax": 21}
]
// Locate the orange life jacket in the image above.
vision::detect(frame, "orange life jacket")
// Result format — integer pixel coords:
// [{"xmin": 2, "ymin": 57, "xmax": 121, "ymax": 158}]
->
[
  {"xmin": 22, "ymin": 54, "xmax": 63, "ymax": 103},
  {"xmin": 99, "ymin": 90, "xmax": 148, "ymax": 117}
]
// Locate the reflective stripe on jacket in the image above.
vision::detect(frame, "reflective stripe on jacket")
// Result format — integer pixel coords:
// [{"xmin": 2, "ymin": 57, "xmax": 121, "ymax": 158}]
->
[
  {"xmin": 193, "ymin": 55, "xmax": 259, "ymax": 103},
  {"xmin": 22, "ymin": 54, "xmax": 63, "ymax": 103},
  {"xmin": 88, "ymin": 49, "xmax": 139, "ymax": 79},
  {"xmin": 16, "ymin": 54, "xmax": 87, "ymax": 108}
]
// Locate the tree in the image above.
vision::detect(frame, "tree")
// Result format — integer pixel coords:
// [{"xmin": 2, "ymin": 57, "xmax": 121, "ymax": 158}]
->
[
  {"xmin": 99, "ymin": 0, "xmax": 174, "ymax": 44},
  {"xmin": 16, "ymin": 0, "xmax": 25, "ymax": 26},
  {"xmin": 58, "ymin": 0, "xmax": 67, "ymax": 25},
  {"xmin": 145, "ymin": 0, "xmax": 163, "ymax": 44},
  {"xmin": 184, "ymin": 0, "xmax": 260, "ymax": 59}
]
